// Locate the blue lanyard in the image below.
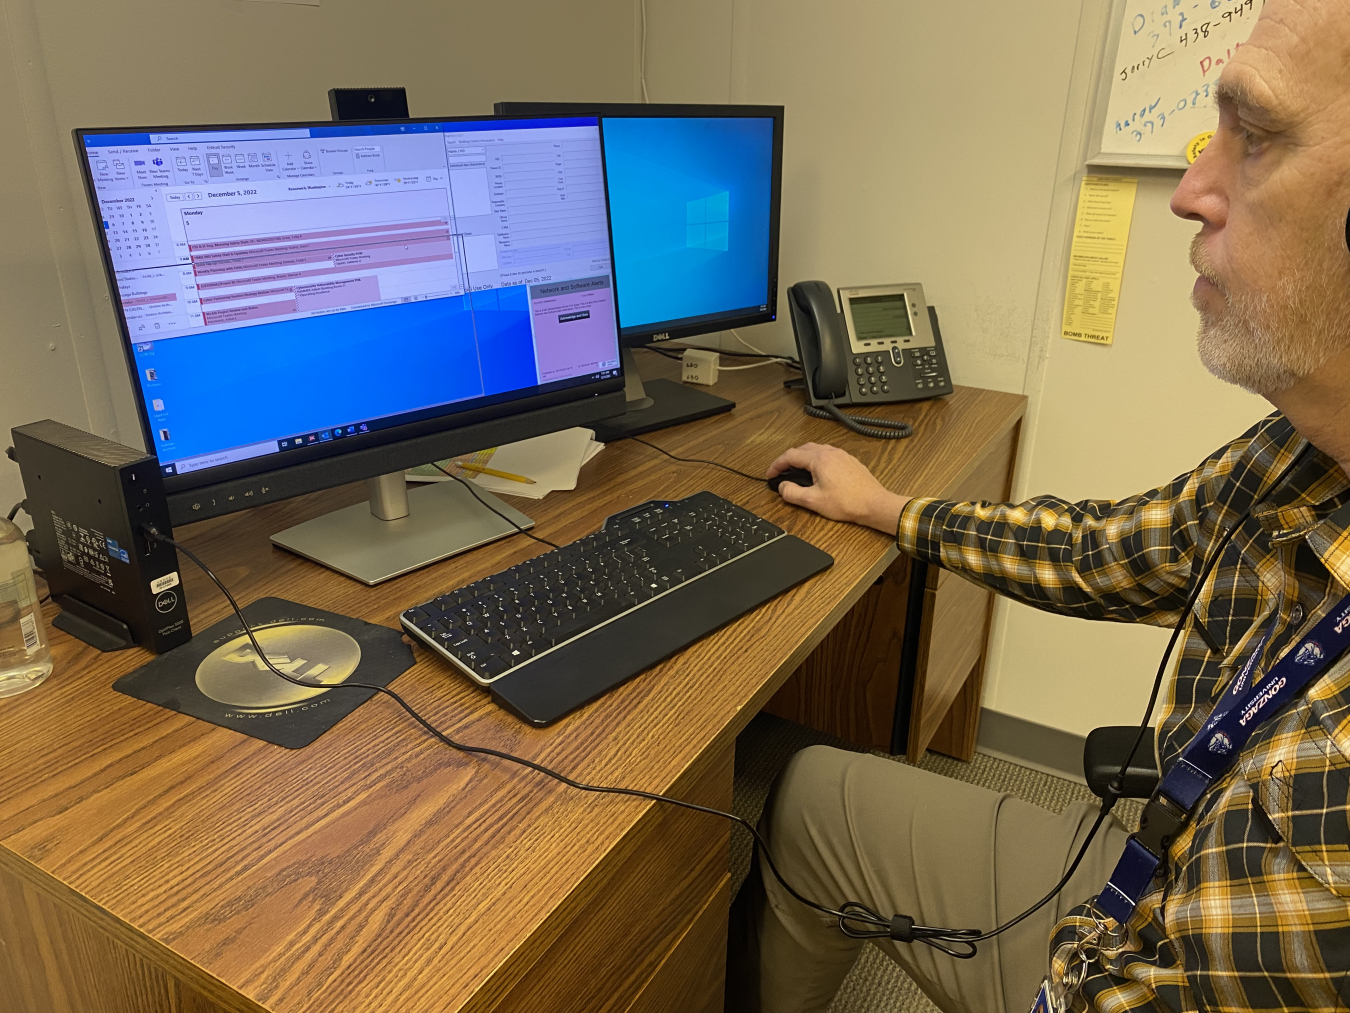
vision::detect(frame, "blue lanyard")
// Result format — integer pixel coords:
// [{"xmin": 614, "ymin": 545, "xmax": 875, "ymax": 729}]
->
[{"xmin": 1097, "ymin": 593, "xmax": 1350, "ymax": 925}]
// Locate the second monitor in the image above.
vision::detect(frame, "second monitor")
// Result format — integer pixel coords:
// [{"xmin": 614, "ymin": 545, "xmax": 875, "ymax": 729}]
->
[{"xmin": 495, "ymin": 102, "xmax": 784, "ymax": 437}]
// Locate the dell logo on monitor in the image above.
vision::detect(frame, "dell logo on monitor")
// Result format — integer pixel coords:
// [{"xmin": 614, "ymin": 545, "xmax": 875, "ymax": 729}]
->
[{"xmin": 652, "ymin": 332, "xmax": 671, "ymax": 341}]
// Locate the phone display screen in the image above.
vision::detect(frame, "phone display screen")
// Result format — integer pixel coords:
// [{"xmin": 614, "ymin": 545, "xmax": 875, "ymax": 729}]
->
[{"xmin": 847, "ymin": 293, "xmax": 913, "ymax": 340}]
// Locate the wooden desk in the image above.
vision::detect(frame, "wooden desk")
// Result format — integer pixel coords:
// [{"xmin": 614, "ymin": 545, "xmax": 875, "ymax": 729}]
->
[{"xmin": 0, "ymin": 351, "xmax": 1024, "ymax": 1013}]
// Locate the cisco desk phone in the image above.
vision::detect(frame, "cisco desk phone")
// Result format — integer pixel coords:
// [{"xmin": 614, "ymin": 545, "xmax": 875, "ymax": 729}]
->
[{"xmin": 788, "ymin": 280, "xmax": 953, "ymax": 406}]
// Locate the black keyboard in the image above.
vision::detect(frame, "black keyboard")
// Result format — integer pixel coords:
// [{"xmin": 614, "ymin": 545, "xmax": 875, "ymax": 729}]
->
[{"xmin": 401, "ymin": 491, "xmax": 834, "ymax": 725}]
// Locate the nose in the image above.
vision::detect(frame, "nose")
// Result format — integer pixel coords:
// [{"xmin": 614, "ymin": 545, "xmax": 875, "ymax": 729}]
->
[{"xmin": 1171, "ymin": 133, "xmax": 1227, "ymax": 228}]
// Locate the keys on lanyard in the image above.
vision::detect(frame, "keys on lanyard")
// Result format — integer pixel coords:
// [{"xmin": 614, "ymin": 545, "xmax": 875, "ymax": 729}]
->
[{"xmin": 1034, "ymin": 905, "xmax": 1121, "ymax": 1011}]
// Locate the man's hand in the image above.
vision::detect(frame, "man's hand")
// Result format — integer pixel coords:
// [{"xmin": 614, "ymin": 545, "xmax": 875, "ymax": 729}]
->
[{"xmin": 766, "ymin": 443, "xmax": 910, "ymax": 534}]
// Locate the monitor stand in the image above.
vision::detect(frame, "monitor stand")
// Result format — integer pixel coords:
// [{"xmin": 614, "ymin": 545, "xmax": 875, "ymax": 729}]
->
[
  {"xmin": 591, "ymin": 346, "xmax": 735, "ymax": 442},
  {"xmin": 270, "ymin": 473, "xmax": 534, "ymax": 586}
]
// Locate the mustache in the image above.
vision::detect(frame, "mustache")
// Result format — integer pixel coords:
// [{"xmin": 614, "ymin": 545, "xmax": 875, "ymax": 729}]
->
[{"xmin": 1190, "ymin": 235, "xmax": 1228, "ymax": 294}]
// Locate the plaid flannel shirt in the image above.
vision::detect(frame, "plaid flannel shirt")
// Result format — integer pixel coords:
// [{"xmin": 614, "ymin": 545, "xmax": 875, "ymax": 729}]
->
[{"xmin": 897, "ymin": 412, "xmax": 1350, "ymax": 1012}]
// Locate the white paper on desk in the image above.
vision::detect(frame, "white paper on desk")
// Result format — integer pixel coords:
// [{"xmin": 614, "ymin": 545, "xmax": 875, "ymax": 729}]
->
[{"xmin": 470, "ymin": 427, "xmax": 593, "ymax": 500}]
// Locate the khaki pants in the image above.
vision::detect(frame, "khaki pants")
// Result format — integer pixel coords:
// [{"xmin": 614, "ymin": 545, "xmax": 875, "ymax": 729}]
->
[{"xmin": 727, "ymin": 746, "xmax": 1131, "ymax": 1013}]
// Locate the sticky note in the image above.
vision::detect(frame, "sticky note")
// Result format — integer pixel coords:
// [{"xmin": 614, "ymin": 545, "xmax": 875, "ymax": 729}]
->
[{"xmin": 1061, "ymin": 175, "xmax": 1138, "ymax": 346}]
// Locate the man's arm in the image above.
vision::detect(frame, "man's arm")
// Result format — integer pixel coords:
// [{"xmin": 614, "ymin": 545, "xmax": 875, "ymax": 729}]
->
[{"xmin": 766, "ymin": 437, "xmax": 1247, "ymax": 628}]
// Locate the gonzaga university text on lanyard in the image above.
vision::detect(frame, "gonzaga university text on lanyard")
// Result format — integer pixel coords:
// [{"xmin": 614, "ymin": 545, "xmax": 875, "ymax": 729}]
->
[{"xmin": 1032, "ymin": 592, "xmax": 1350, "ymax": 1013}]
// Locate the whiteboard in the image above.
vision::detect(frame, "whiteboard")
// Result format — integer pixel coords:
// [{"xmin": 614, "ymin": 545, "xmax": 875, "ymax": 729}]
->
[{"xmin": 1089, "ymin": 0, "xmax": 1263, "ymax": 168}]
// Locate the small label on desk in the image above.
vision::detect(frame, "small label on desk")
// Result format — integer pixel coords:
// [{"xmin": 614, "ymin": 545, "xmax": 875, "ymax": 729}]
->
[{"xmin": 150, "ymin": 571, "xmax": 180, "ymax": 594}]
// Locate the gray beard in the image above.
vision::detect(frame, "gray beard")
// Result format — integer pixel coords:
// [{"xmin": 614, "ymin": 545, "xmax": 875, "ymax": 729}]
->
[{"xmin": 1192, "ymin": 239, "xmax": 1350, "ymax": 397}]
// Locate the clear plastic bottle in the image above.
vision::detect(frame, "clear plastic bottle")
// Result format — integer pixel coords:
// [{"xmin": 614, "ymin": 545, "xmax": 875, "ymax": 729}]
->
[{"xmin": 0, "ymin": 516, "xmax": 52, "ymax": 698}]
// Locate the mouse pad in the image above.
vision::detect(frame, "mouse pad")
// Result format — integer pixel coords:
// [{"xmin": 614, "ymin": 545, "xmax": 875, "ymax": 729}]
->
[{"xmin": 113, "ymin": 597, "xmax": 413, "ymax": 749}]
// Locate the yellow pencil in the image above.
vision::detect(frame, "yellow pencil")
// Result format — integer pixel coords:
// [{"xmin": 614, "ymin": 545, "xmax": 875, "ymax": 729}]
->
[{"xmin": 456, "ymin": 462, "xmax": 537, "ymax": 485}]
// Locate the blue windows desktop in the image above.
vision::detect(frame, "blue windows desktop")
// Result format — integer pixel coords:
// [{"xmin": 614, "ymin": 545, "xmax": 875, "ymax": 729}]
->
[{"xmin": 602, "ymin": 117, "xmax": 774, "ymax": 332}]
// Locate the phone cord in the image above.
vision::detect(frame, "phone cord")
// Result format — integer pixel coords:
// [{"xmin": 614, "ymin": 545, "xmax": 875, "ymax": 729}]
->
[{"xmin": 806, "ymin": 403, "xmax": 913, "ymax": 440}]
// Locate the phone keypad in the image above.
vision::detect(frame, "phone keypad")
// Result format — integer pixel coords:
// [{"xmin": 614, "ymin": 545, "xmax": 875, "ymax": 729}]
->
[
  {"xmin": 851, "ymin": 355, "xmax": 890, "ymax": 397},
  {"xmin": 847, "ymin": 348, "xmax": 949, "ymax": 400}
]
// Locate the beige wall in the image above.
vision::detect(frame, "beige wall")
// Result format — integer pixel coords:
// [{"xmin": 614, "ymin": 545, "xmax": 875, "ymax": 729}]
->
[
  {"xmin": 644, "ymin": 0, "xmax": 1269, "ymax": 735},
  {"xmin": 646, "ymin": 0, "xmax": 1083, "ymax": 395},
  {"xmin": 0, "ymin": 0, "xmax": 639, "ymax": 516}
]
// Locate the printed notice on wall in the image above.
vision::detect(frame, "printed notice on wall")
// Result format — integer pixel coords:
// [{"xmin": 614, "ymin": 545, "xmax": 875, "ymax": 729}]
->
[{"xmin": 1061, "ymin": 175, "xmax": 1138, "ymax": 346}]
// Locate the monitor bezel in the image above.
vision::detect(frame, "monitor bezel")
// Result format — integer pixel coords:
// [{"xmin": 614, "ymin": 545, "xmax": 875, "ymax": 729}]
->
[
  {"xmin": 493, "ymin": 102, "xmax": 784, "ymax": 348},
  {"xmin": 72, "ymin": 113, "xmax": 626, "ymax": 500}
]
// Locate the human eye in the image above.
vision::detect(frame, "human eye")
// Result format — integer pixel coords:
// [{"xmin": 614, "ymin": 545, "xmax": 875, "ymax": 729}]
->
[{"xmin": 1235, "ymin": 122, "xmax": 1269, "ymax": 156}]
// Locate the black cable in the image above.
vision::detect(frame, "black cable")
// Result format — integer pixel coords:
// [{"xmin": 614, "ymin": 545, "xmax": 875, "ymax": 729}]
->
[
  {"xmin": 875, "ymin": 440, "xmax": 1318, "ymax": 953},
  {"xmin": 624, "ymin": 435, "xmax": 765, "ymax": 483},
  {"xmin": 6, "ymin": 501, "xmax": 21, "ymax": 523},
  {"xmin": 141, "ymin": 525, "xmax": 968, "ymax": 954},
  {"xmin": 1105, "ymin": 439, "xmax": 1311, "ymax": 801},
  {"xmin": 805, "ymin": 403, "xmax": 913, "ymax": 441},
  {"xmin": 912, "ymin": 512, "xmax": 1249, "ymax": 951},
  {"xmin": 430, "ymin": 462, "xmax": 561, "ymax": 550}
]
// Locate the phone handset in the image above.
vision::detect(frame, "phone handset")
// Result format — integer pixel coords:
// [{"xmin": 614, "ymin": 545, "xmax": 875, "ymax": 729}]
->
[{"xmin": 789, "ymin": 280, "xmax": 850, "ymax": 399}]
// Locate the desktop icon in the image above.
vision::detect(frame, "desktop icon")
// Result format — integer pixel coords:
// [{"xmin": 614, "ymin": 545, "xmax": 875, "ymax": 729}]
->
[
  {"xmin": 159, "ymin": 428, "xmax": 171, "ymax": 441},
  {"xmin": 145, "ymin": 368, "xmax": 157, "ymax": 381},
  {"xmin": 152, "ymin": 398, "xmax": 165, "ymax": 411}
]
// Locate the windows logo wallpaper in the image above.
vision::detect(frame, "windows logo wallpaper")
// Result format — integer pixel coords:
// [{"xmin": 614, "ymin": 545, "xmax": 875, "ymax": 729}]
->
[{"xmin": 603, "ymin": 117, "xmax": 773, "ymax": 330}]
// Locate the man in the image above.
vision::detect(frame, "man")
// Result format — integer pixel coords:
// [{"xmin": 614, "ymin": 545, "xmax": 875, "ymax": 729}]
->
[{"xmin": 731, "ymin": 2, "xmax": 1350, "ymax": 1010}]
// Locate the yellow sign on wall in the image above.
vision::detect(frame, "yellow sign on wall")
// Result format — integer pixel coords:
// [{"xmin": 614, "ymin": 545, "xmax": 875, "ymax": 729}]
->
[{"xmin": 1061, "ymin": 175, "xmax": 1138, "ymax": 346}]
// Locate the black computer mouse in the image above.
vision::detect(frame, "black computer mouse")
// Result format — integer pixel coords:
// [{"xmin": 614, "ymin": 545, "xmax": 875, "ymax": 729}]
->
[{"xmin": 768, "ymin": 467, "xmax": 814, "ymax": 493}]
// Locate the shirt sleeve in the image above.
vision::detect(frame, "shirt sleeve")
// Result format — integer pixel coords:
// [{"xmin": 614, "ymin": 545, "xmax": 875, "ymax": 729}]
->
[{"xmin": 892, "ymin": 432, "xmax": 1254, "ymax": 628}]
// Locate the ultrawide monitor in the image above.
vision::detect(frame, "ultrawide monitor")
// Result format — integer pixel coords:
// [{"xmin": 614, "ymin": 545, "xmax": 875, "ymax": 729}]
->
[
  {"xmin": 73, "ymin": 115, "xmax": 626, "ymax": 531},
  {"xmin": 494, "ymin": 103, "xmax": 783, "ymax": 347}
]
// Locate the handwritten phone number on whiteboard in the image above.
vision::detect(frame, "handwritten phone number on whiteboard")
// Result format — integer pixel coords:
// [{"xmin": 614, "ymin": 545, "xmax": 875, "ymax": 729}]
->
[
  {"xmin": 1116, "ymin": 84, "xmax": 1212, "ymax": 143},
  {"xmin": 1128, "ymin": 0, "xmax": 1262, "ymax": 51}
]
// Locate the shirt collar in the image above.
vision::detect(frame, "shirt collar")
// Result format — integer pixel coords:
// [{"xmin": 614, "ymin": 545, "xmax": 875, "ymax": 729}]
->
[
  {"xmin": 1253, "ymin": 441, "xmax": 1350, "ymax": 587},
  {"xmin": 1305, "ymin": 503, "xmax": 1350, "ymax": 592}
]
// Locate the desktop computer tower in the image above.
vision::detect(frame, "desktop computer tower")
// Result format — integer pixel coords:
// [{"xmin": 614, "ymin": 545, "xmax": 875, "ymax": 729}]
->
[{"xmin": 9, "ymin": 420, "xmax": 192, "ymax": 653}]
